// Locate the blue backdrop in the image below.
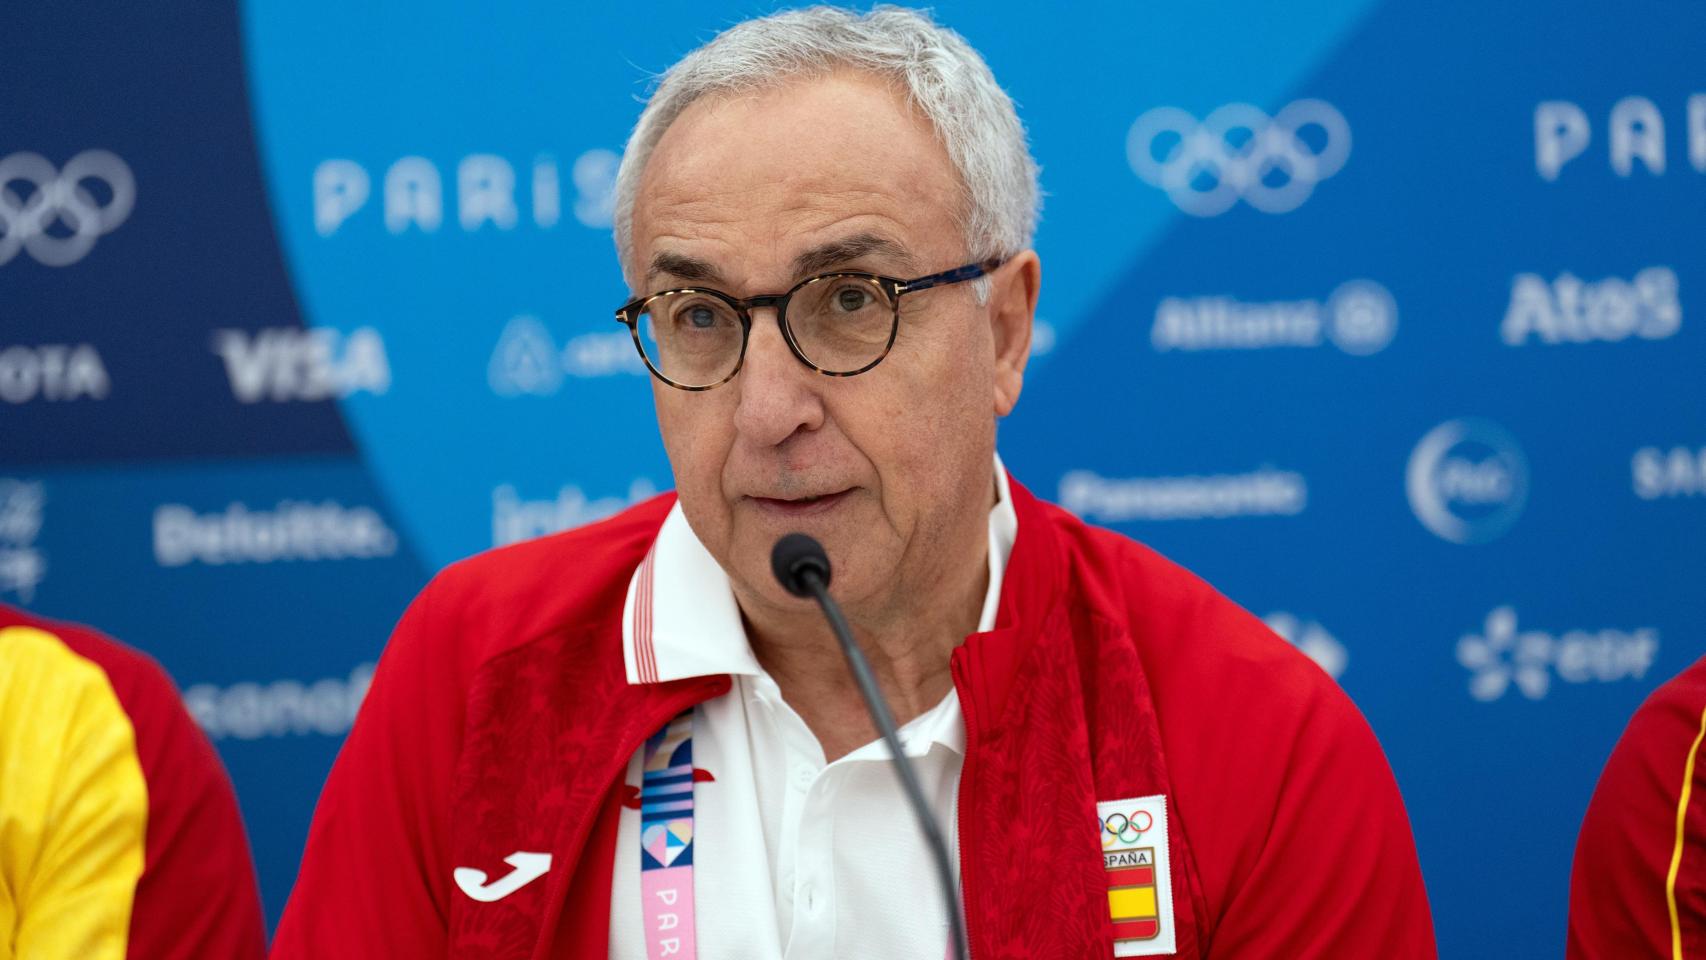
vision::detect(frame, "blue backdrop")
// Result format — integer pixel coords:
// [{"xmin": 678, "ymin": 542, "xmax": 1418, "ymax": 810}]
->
[{"xmin": 3, "ymin": 2, "xmax": 1703, "ymax": 954}]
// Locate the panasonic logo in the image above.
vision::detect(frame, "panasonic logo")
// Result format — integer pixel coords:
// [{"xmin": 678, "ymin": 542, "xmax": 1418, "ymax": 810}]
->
[{"xmin": 1058, "ymin": 467, "xmax": 1308, "ymax": 522}]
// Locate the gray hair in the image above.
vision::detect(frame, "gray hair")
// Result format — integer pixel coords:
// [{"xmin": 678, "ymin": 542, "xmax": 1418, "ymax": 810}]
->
[{"xmin": 612, "ymin": 5, "xmax": 1040, "ymax": 290}]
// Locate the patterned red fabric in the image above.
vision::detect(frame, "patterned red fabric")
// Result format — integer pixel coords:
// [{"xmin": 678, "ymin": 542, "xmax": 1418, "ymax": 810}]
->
[
  {"xmin": 272, "ymin": 476, "xmax": 1434, "ymax": 958},
  {"xmin": 1567, "ymin": 655, "xmax": 1706, "ymax": 959},
  {"xmin": 0, "ymin": 604, "xmax": 266, "ymax": 960}
]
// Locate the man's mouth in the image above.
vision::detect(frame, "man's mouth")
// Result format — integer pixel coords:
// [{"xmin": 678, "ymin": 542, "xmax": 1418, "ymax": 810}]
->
[{"xmin": 749, "ymin": 488, "xmax": 854, "ymax": 516}]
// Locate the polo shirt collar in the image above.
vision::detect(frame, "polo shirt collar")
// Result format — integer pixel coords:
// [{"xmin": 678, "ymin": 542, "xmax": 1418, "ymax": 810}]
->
[{"xmin": 623, "ymin": 454, "xmax": 1017, "ymax": 689}]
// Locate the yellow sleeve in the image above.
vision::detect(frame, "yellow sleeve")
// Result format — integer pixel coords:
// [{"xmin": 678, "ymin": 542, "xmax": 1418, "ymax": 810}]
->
[{"xmin": 0, "ymin": 625, "xmax": 148, "ymax": 960}]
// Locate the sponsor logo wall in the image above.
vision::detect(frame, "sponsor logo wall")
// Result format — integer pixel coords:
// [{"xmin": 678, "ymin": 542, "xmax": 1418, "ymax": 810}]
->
[{"xmin": 4, "ymin": 1, "xmax": 1701, "ymax": 954}]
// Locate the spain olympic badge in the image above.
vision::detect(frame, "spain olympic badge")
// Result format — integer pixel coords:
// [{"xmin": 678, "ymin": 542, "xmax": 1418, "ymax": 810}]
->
[{"xmin": 1098, "ymin": 794, "xmax": 1176, "ymax": 956}]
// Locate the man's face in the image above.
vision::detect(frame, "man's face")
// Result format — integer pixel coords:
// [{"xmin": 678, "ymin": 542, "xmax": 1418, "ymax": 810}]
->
[{"xmin": 629, "ymin": 70, "xmax": 1032, "ymax": 614}]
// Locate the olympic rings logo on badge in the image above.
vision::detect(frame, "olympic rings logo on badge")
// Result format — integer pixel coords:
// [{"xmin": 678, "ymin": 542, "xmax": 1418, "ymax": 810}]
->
[
  {"xmin": 0, "ymin": 151, "xmax": 136, "ymax": 267},
  {"xmin": 1100, "ymin": 809, "xmax": 1155, "ymax": 848},
  {"xmin": 1127, "ymin": 99, "xmax": 1351, "ymax": 217}
]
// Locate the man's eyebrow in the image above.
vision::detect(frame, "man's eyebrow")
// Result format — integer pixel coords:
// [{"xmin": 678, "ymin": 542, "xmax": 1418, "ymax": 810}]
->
[
  {"xmin": 791, "ymin": 233, "xmax": 917, "ymax": 278},
  {"xmin": 647, "ymin": 251, "xmax": 725, "ymax": 286}
]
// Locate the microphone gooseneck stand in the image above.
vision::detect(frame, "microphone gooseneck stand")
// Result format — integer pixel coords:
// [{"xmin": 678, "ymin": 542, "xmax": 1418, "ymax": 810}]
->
[{"xmin": 770, "ymin": 532, "xmax": 971, "ymax": 960}]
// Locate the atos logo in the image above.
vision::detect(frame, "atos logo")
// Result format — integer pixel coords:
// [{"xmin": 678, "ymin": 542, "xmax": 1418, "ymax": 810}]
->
[
  {"xmin": 313, "ymin": 149, "xmax": 618, "ymax": 236},
  {"xmin": 1535, "ymin": 94, "xmax": 1705, "ymax": 181},
  {"xmin": 1406, "ymin": 419, "xmax": 1529, "ymax": 545},
  {"xmin": 0, "ymin": 480, "xmax": 47, "ymax": 603},
  {"xmin": 211, "ymin": 327, "xmax": 390, "ymax": 403},
  {"xmin": 1456, "ymin": 607, "xmax": 1658, "ymax": 702},
  {"xmin": 0, "ymin": 150, "xmax": 135, "ymax": 267},
  {"xmin": 1127, "ymin": 100, "xmax": 1350, "ymax": 216},
  {"xmin": 1503, "ymin": 266, "xmax": 1680, "ymax": 346}
]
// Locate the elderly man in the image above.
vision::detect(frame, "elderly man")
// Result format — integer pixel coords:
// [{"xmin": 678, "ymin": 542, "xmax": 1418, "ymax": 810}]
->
[{"xmin": 273, "ymin": 7, "xmax": 1434, "ymax": 958}]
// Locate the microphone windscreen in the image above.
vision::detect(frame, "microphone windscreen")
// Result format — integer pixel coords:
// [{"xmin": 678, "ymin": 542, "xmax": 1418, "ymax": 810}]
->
[{"xmin": 770, "ymin": 532, "xmax": 832, "ymax": 597}]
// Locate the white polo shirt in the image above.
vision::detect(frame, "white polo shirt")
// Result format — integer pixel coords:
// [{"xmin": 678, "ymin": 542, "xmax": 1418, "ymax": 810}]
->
[{"xmin": 609, "ymin": 461, "xmax": 1017, "ymax": 959}]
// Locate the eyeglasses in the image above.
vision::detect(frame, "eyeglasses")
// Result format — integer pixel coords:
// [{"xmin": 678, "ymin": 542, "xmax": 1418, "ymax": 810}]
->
[{"xmin": 614, "ymin": 258, "xmax": 1004, "ymax": 391}]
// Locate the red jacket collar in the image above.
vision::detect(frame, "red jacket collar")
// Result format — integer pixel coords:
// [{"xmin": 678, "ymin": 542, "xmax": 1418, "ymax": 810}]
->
[{"xmin": 953, "ymin": 471, "xmax": 1070, "ymax": 734}]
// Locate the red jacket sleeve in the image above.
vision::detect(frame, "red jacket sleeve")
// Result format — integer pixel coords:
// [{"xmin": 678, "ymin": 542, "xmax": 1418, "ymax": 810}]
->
[
  {"xmin": 1203, "ymin": 683, "xmax": 1435, "ymax": 957},
  {"xmin": 104, "ymin": 641, "xmax": 268, "ymax": 960},
  {"xmin": 271, "ymin": 575, "xmax": 467, "ymax": 958},
  {"xmin": 1139, "ymin": 589, "xmax": 1436, "ymax": 959},
  {"xmin": 1567, "ymin": 656, "xmax": 1706, "ymax": 959}
]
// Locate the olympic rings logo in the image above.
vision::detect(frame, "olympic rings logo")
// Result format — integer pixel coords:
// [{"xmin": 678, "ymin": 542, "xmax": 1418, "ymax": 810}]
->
[
  {"xmin": 1100, "ymin": 809, "xmax": 1154, "ymax": 847},
  {"xmin": 1127, "ymin": 99, "xmax": 1351, "ymax": 217},
  {"xmin": 0, "ymin": 151, "xmax": 136, "ymax": 267}
]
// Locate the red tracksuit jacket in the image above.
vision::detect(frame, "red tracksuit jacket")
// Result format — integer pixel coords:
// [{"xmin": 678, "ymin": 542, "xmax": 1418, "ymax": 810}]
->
[
  {"xmin": 273, "ymin": 476, "xmax": 1435, "ymax": 958},
  {"xmin": 0, "ymin": 604, "xmax": 266, "ymax": 960},
  {"xmin": 1567, "ymin": 654, "xmax": 1706, "ymax": 957}
]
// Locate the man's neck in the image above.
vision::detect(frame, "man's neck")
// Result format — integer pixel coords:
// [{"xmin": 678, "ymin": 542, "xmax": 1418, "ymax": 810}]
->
[{"xmin": 738, "ymin": 538, "xmax": 990, "ymax": 762}]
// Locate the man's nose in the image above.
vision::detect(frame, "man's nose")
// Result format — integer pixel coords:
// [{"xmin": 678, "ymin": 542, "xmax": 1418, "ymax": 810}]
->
[{"xmin": 732, "ymin": 306, "xmax": 825, "ymax": 448}]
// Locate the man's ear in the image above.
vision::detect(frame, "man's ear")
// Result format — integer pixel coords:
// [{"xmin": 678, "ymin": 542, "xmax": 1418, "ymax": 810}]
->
[{"xmin": 990, "ymin": 251, "xmax": 1041, "ymax": 417}]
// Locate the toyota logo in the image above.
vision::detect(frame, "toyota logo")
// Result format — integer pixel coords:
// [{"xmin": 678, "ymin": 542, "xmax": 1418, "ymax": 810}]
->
[
  {"xmin": 0, "ymin": 150, "xmax": 136, "ymax": 267},
  {"xmin": 1127, "ymin": 100, "xmax": 1351, "ymax": 217}
]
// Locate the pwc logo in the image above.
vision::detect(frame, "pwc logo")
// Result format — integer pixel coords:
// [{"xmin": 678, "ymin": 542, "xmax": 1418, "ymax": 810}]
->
[{"xmin": 1405, "ymin": 419, "xmax": 1529, "ymax": 545}]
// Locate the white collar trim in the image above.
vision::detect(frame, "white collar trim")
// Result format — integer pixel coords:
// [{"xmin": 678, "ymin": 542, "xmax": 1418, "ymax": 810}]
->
[{"xmin": 623, "ymin": 453, "xmax": 1018, "ymax": 688}]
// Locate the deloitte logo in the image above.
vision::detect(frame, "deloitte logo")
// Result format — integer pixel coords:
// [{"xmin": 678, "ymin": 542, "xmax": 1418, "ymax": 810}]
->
[{"xmin": 1405, "ymin": 419, "xmax": 1529, "ymax": 545}]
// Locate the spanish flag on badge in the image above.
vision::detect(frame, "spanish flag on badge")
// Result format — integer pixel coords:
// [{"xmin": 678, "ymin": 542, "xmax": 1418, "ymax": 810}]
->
[{"xmin": 1098, "ymin": 794, "xmax": 1177, "ymax": 956}]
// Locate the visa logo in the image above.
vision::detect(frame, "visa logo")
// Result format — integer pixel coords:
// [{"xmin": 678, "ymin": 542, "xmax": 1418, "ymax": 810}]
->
[{"xmin": 210, "ymin": 327, "xmax": 390, "ymax": 403}]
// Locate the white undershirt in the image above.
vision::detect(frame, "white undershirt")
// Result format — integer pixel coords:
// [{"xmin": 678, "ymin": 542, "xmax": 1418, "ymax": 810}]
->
[{"xmin": 609, "ymin": 457, "xmax": 1018, "ymax": 959}]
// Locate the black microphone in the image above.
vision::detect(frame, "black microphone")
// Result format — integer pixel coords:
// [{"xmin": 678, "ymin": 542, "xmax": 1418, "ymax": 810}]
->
[{"xmin": 770, "ymin": 533, "xmax": 970, "ymax": 960}]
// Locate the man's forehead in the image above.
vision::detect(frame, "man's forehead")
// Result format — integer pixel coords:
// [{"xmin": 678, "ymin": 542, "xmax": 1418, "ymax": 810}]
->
[
  {"xmin": 646, "ymin": 231, "xmax": 922, "ymax": 287},
  {"xmin": 630, "ymin": 70, "xmax": 963, "ymax": 287}
]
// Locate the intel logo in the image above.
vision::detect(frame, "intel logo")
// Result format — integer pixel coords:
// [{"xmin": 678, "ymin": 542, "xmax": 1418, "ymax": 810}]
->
[{"xmin": 1405, "ymin": 418, "xmax": 1529, "ymax": 545}]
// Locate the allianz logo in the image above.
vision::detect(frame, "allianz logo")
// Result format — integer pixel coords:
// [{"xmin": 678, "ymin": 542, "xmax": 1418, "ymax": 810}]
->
[
  {"xmin": 183, "ymin": 662, "xmax": 375, "ymax": 741},
  {"xmin": 1633, "ymin": 444, "xmax": 1706, "ymax": 499},
  {"xmin": 1456, "ymin": 606, "xmax": 1658, "ymax": 702},
  {"xmin": 1263, "ymin": 612, "xmax": 1347, "ymax": 680},
  {"xmin": 488, "ymin": 314, "xmax": 645, "ymax": 396},
  {"xmin": 211, "ymin": 326, "xmax": 390, "ymax": 403},
  {"xmin": 0, "ymin": 343, "xmax": 110, "ymax": 404},
  {"xmin": 1503, "ymin": 266, "xmax": 1679, "ymax": 346},
  {"xmin": 492, "ymin": 478, "xmax": 659, "ymax": 547},
  {"xmin": 0, "ymin": 479, "xmax": 46, "ymax": 603},
  {"xmin": 1058, "ymin": 466, "xmax": 1307, "ymax": 523},
  {"xmin": 153, "ymin": 500, "xmax": 399, "ymax": 568},
  {"xmin": 1152, "ymin": 279, "xmax": 1396, "ymax": 355},
  {"xmin": 313, "ymin": 149, "xmax": 618, "ymax": 236},
  {"xmin": 1406, "ymin": 419, "xmax": 1528, "ymax": 545},
  {"xmin": 1534, "ymin": 93, "xmax": 1705, "ymax": 181}
]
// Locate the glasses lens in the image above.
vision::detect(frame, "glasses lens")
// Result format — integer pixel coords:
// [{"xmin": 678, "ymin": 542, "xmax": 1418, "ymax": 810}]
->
[
  {"xmin": 637, "ymin": 291, "xmax": 744, "ymax": 388},
  {"xmin": 787, "ymin": 276, "xmax": 896, "ymax": 373}
]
